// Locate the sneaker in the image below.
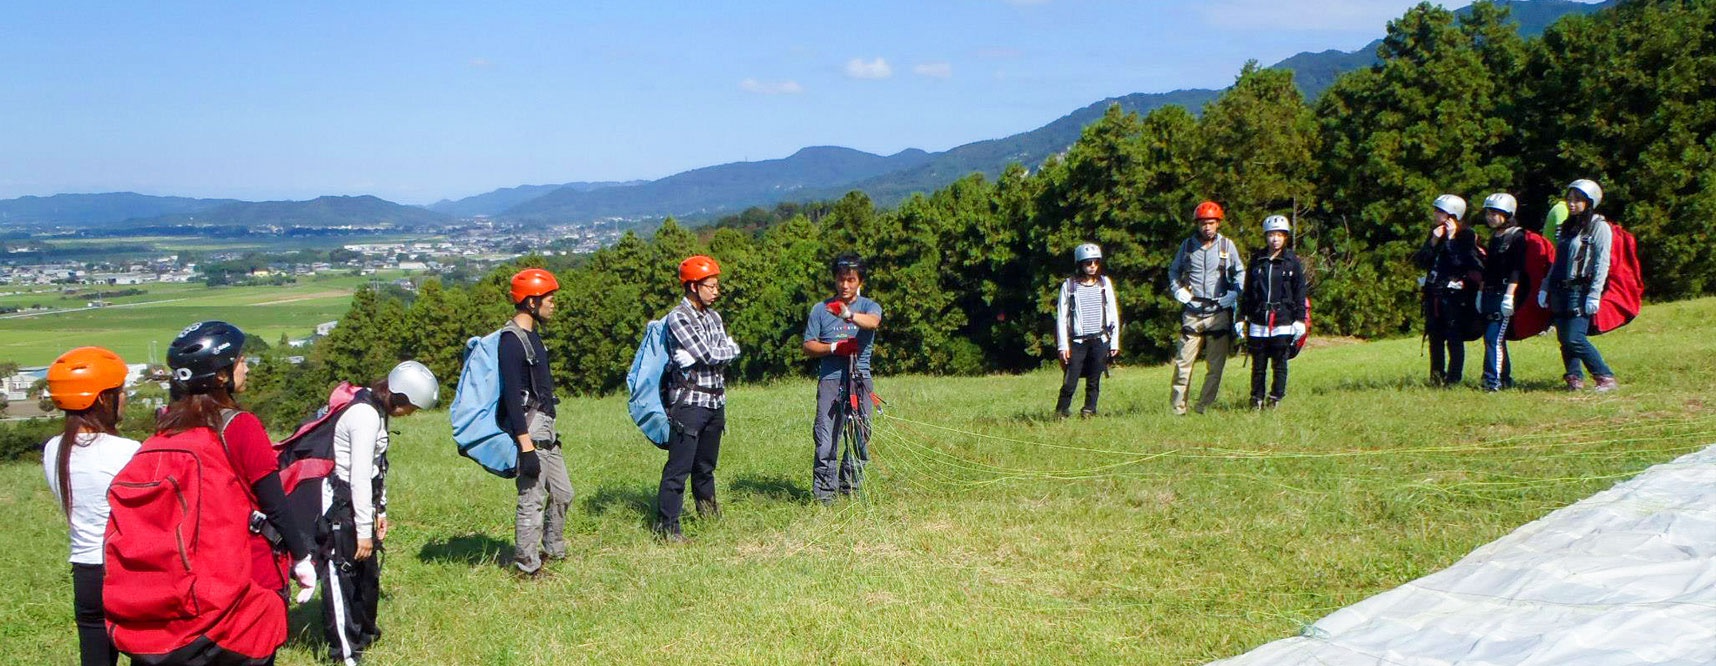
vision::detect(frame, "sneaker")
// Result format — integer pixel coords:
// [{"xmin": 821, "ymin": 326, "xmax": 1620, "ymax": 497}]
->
[
  {"xmin": 1055, "ymin": 409, "xmax": 1072, "ymax": 419},
  {"xmin": 1565, "ymin": 375, "xmax": 1586, "ymax": 391},
  {"xmin": 1265, "ymin": 396, "xmax": 1281, "ymax": 409},
  {"xmin": 1250, "ymin": 398, "xmax": 1264, "ymax": 410},
  {"xmin": 1593, "ymin": 376, "xmax": 1619, "ymax": 393},
  {"xmin": 1079, "ymin": 408, "xmax": 1097, "ymax": 419},
  {"xmin": 695, "ymin": 498, "xmax": 722, "ymax": 519}
]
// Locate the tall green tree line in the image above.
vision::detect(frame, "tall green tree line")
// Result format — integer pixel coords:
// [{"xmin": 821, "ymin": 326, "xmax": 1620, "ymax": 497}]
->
[{"xmin": 246, "ymin": 1, "xmax": 1715, "ymax": 425}]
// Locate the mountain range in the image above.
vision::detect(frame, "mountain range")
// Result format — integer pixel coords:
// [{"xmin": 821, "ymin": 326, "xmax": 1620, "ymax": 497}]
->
[{"xmin": 0, "ymin": 0, "xmax": 1609, "ymax": 230}]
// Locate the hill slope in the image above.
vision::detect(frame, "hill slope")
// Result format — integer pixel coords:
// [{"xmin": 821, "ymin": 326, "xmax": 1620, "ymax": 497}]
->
[
  {"xmin": 142, "ymin": 195, "xmax": 453, "ymax": 228},
  {"xmin": 0, "ymin": 192, "xmax": 240, "ymax": 228},
  {"xmin": 427, "ymin": 181, "xmax": 644, "ymax": 218}
]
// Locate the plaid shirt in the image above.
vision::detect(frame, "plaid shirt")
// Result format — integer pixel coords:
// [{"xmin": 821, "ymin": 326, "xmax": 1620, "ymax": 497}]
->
[{"xmin": 665, "ymin": 297, "xmax": 739, "ymax": 409}]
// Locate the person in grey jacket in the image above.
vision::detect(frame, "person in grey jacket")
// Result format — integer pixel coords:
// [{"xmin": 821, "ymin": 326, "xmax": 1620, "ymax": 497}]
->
[
  {"xmin": 1168, "ymin": 201, "xmax": 1244, "ymax": 415},
  {"xmin": 1538, "ymin": 179, "xmax": 1618, "ymax": 392}
]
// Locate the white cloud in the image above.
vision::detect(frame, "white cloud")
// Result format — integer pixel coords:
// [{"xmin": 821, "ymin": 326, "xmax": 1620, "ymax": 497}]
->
[
  {"xmin": 844, "ymin": 57, "xmax": 893, "ymax": 80},
  {"xmin": 913, "ymin": 62, "xmax": 953, "ymax": 79},
  {"xmin": 739, "ymin": 78, "xmax": 804, "ymax": 95},
  {"xmin": 1198, "ymin": 0, "xmax": 1427, "ymax": 32},
  {"xmin": 468, "ymin": 57, "xmax": 496, "ymax": 68}
]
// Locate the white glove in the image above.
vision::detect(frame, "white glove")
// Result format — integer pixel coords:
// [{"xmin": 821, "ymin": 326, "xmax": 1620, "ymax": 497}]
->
[
  {"xmin": 724, "ymin": 336, "xmax": 741, "ymax": 357},
  {"xmin": 1500, "ymin": 294, "xmax": 1515, "ymax": 317},
  {"xmin": 672, "ymin": 348, "xmax": 696, "ymax": 368},
  {"xmin": 1536, "ymin": 290, "xmax": 1548, "ymax": 309},
  {"xmin": 292, "ymin": 555, "xmax": 317, "ymax": 593},
  {"xmin": 1233, "ymin": 319, "xmax": 1247, "ymax": 339},
  {"xmin": 1173, "ymin": 286, "xmax": 1193, "ymax": 305},
  {"xmin": 1584, "ymin": 296, "xmax": 1602, "ymax": 317},
  {"xmin": 1217, "ymin": 290, "xmax": 1238, "ymax": 308},
  {"xmin": 1290, "ymin": 321, "xmax": 1307, "ymax": 342}
]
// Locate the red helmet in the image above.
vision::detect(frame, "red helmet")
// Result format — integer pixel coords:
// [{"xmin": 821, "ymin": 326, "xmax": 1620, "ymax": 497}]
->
[
  {"xmin": 510, "ymin": 268, "xmax": 560, "ymax": 304},
  {"xmin": 1194, "ymin": 201, "xmax": 1225, "ymax": 221},
  {"xmin": 48, "ymin": 346, "xmax": 129, "ymax": 411},
  {"xmin": 679, "ymin": 255, "xmax": 721, "ymax": 284}
]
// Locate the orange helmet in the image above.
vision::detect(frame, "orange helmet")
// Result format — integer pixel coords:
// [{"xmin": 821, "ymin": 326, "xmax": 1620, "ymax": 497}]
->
[
  {"xmin": 48, "ymin": 346, "xmax": 129, "ymax": 411},
  {"xmin": 679, "ymin": 255, "xmax": 721, "ymax": 284},
  {"xmin": 1194, "ymin": 201, "xmax": 1225, "ymax": 221},
  {"xmin": 510, "ymin": 268, "xmax": 560, "ymax": 304}
]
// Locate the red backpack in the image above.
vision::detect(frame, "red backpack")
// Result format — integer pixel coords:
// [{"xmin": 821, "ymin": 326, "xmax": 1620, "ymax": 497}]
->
[
  {"xmin": 1507, "ymin": 230, "xmax": 1557, "ymax": 341},
  {"xmin": 104, "ymin": 420, "xmax": 286, "ymax": 665},
  {"xmin": 1589, "ymin": 220, "xmax": 1643, "ymax": 335}
]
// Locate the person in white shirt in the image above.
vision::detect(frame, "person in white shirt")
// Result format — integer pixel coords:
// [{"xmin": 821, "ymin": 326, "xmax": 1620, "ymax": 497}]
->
[
  {"xmin": 1055, "ymin": 243, "xmax": 1121, "ymax": 418},
  {"xmin": 318, "ymin": 360, "xmax": 438, "ymax": 666},
  {"xmin": 41, "ymin": 347, "xmax": 140, "ymax": 666}
]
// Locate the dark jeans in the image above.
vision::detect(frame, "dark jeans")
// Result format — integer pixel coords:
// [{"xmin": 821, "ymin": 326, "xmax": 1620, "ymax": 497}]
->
[
  {"xmin": 1555, "ymin": 314, "xmax": 1614, "ymax": 379},
  {"xmin": 1428, "ymin": 330, "xmax": 1465, "ymax": 384},
  {"xmin": 1248, "ymin": 335, "xmax": 1292, "ymax": 402},
  {"xmin": 1056, "ymin": 337, "xmax": 1108, "ymax": 414},
  {"xmin": 318, "ymin": 503, "xmax": 382, "ymax": 664},
  {"xmin": 813, "ymin": 376, "xmax": 873, "ymax": 501},
  {"xmin": 72, "ymin": 563, "xmax": 117, "ymax": 666},
  {"xmin": 657, "ymin": 404, "xmax": 724, "ymax": 530}
]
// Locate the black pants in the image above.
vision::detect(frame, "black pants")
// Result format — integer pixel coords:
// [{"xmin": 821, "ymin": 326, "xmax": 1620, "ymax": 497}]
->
[
  {"xmin": 1056, "ymin": 337, "xmax": 1108, "ymax": 414},
  {"xmin": 657, "ymin": 404, "xmax": 724, "ymax": 530},
  {"xmin": 1248, "ymin": 335, "xmax": 1292, "ymax": 403},
  {"xmin": 1428, "ymin": 330, "xmax": 1465, "ymax": 384},
  {"xmin": 318, "ymin": 505, "xmax": 381, "ymax": 664},
  {"xmin": 72, "ymin": 563, "xmax": 117, "ymax": 666}
]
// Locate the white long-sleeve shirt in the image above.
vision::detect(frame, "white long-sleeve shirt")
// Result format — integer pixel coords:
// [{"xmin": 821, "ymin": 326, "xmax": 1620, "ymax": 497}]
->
[
  {"xmin": 1056, "ymin": 276, "xmax": 1121, "ymax": 353},
  {"xmin": 329, "ymin": 401, "xmax": 388, "ymax": 539},
  {"xmin": 42, "ymin": 433, "xmax": 142, "ymax": 564}
]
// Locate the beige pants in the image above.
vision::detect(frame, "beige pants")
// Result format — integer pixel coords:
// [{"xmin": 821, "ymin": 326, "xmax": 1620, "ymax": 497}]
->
[{"xmin": 1170, "ymin": 310, "xmax": 1233, "ymax": 413}]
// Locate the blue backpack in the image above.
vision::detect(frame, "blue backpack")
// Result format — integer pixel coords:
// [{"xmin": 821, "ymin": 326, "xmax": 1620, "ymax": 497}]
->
[
  {"xmin": 625, "ymin": 318, "xmax": 673, "ymax": 449},
  {"xmin": 449, "ymin": 323, "xmax": 535, "ymax": 477}
]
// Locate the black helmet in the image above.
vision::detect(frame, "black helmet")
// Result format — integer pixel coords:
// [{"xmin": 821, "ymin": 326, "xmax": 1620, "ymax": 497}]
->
[
  {"xmin": 167, "ymin": 320, "xmax": 245, "ymax": 392},
  {"xmin": 831, "ymin": 253, "xmax": 867, "ymax": 280}
]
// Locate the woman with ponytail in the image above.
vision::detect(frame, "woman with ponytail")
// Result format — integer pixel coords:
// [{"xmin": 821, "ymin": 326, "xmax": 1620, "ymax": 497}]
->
[{"xmin": 41, "ymin": 346, "xmax": 140, "ymax": 666}]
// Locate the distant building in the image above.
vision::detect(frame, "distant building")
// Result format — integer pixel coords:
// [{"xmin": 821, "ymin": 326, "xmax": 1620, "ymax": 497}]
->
[
  {"xmin": 316, "ymin": 321, "xmax": 338, "ymax": 337},
  {"xmin": 3, "ymin": 367, "xmax": 47, "ymax": 403}
]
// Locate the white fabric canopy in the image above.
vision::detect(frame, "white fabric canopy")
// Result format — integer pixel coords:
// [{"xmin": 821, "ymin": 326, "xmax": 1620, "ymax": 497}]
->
[{"xmin": 1213, "ymin": 444, "xmax": 1716, "ymax": 666}]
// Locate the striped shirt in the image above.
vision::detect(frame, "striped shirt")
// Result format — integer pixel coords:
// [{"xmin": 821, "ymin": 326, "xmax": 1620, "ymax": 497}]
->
[
  {"xmin": 1055, "ymin": 276, "xmax": 1121, "ymax": 353},
  {"xmin": 665, "ymin": 297, "xmax": 739, "ymax": 409},
  {"xmin": 1070, "ymin": 281, "xmax": 1106, "ymax": 336}
]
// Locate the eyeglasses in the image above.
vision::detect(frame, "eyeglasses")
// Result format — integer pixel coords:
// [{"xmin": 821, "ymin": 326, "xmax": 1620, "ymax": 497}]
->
[{"xmin": 696, "ymin": 280, "xmax": 721, "ymax": 292}]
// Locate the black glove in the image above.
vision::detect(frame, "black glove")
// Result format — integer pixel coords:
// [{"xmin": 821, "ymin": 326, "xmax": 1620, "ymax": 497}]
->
[{"xmin": 517, "ymin": 449, "xmax": 541, "ymax": 480}]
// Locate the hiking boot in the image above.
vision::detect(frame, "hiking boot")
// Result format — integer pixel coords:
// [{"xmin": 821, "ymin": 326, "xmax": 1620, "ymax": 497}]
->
[
  {"xmin": 1055, "ymin": 409, "xmax": 1072, "ymax": 419},
  {"xmin": 1250, "ymin": 398, "xmax": 1264, "ymax": 411},
  {"xmin": 1593, "ymin": 376, "xmax": 1619, "ymax": 393},
  {"xmin": 513, "ymin": 564, "xmax": 547, "ymax": 580},
  {"xmin": 1265, "ymin": 396, "xmax": 1281, "ymax": 409},
  {"xmin": 653, "ymin": 522, "xmax": 689, "ymax": 544},
  {"xmin": 1565, "ymin": 375, "xmax": 1586, "ymax": 391},
  {"xmin": 695, "ymin": 498, "xmax": 722, "ymax": 519},
  {"xmin": 1079, "ymin": 408, "xmax": 1096, "ymax": 419}
]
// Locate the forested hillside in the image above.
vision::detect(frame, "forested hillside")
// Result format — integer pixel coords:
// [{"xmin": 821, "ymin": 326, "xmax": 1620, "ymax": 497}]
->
[{"xmin": 245, "ymin": 1, "xmax": 1716, "ymax": 425}]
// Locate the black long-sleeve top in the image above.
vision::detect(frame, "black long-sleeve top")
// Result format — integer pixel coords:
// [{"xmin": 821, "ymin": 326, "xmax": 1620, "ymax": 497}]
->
[{"xmin": 497, "ymin": 326, "xmax": 556, "ymax": 438}]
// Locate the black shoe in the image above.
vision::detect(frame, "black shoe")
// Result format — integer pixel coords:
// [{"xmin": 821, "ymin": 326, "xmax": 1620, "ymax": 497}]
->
[
  {"xmin": 1265, "ymin": 396, "xmax": 1282, "ymax": 409},
  {"xmin": 1055, "ymin": 409, "xmax": 1071, "ymax": 419},
  {"xmin": 1250, "ymin": 398, "xmax": 1264, "ymax": 410},
  {"xmin": 696, "ymin": 498, "xmax": 722, "ymax": 519},
  {"xmin": 1079, "ymin": 408, "xmax": 1096, "ymax": 419}
]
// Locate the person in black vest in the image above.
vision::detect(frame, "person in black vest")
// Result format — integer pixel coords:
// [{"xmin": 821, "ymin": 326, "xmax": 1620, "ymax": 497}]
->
[
  {"xmin": 1240, "ymin": 216, "xmax": 1307, "ymax": 409},
  {"xmin": 1053, "ymin": 243, "xmax": 1120, "ymax": 418},
  {"xmin": 1413, "ymin": 194, "xmax": 1485, "ymax": 386},
  {"xmin": 315, "ymin": 361, "xmax": 437, "ymax": 665},
  {"xmin": 501, "ymin": 268, "xmax": 571, "ymax": 576},
  {"xmin": 1477, "ymin": 193, "xmax": 1526, "ymax": 392}
]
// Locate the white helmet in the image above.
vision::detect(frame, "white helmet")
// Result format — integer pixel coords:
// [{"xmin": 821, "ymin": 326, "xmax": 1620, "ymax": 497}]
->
[
  {"xmin": 387, "ymin": 360, "xmax": 439, "ymax": 410},
  {"xmin": 1567, "ymin": 179, "xmax": 1603, "ymax": 209},
  {"xmin": 1432, "ymin": 194, "xmax": 1467, "ymax": 219},
  {"xmin": 1262, "ymin": 215, "xmax": 1291, "ymax": 234},
  {"xmin": 1073, "ymin": 243, "xmax": 1102, "ymax": 264},
  {"xmin": 1482, "ymin": 193, "xmax": 1518, "ymax": 216}
]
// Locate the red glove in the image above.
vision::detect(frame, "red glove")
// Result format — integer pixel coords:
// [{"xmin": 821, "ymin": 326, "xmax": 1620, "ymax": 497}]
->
[
  {"xmin": 831, "ymin": 339, "xmax": 860, "ymax": 356},
  {"xmin": 826, "ymin": 300, "xmax": 849, "ymax": 319}
]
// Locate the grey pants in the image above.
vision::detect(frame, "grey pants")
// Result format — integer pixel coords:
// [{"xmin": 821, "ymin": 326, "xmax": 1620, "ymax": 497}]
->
[
  {"xmin": 514, "ymin": 443, "xmax": 572, "ymax": 573},
  {"xmin": 813, "ymin": 376, "xmax": 873, "ymax": 500}
]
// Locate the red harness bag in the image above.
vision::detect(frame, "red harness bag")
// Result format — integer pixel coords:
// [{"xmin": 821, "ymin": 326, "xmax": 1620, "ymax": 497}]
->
[
  {"xmin": 104, "ymin": 426, "xmax": 286, "ymax": 665},
  {"xmin": 1590, "ymin": 221, "xmax": 1643, "ymax": 335},
  {"xmin": 1507, "ymin": 230, "xmax": 1556, "ymax": 341}
]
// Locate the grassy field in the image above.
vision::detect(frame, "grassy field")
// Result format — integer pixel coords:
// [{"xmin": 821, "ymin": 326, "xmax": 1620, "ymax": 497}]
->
[
  {"xmin": 2, "ymin": 298, "xmax": 1713, "ymax": 665},
  {"xmin": 0, "ymin": 272, "xmax": 408, "ymax": 366}
]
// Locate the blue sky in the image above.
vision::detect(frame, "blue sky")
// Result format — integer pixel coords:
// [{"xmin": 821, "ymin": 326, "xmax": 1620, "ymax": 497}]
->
[{"xmin": 0, "ymin": 1, "xmax": 1594, "ymax": 204}]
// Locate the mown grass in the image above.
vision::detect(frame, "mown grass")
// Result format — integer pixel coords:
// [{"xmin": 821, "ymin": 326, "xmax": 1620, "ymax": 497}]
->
[
  {"xmin": 0, "ymin": 273, "xmax": 409, "ymax": 366},
  {"xmin": 2, "ymin": 298, "xmax": 1713, "ymax": 665}
]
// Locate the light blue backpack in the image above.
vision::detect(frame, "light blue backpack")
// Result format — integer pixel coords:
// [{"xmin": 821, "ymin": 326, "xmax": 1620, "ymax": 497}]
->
[
  {"xmin": 625, "ymin": 318, "xmax": 673, "ymax": 449},
  {"xmin": 448, "ymin": 323, "xmax": 534, "ymax": 477}
]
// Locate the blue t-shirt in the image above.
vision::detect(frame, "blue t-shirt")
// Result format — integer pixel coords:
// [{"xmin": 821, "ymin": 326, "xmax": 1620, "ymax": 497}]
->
[{"xmin": 803, "ymin": 296, "xmax": 882, "ymax": 380}]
